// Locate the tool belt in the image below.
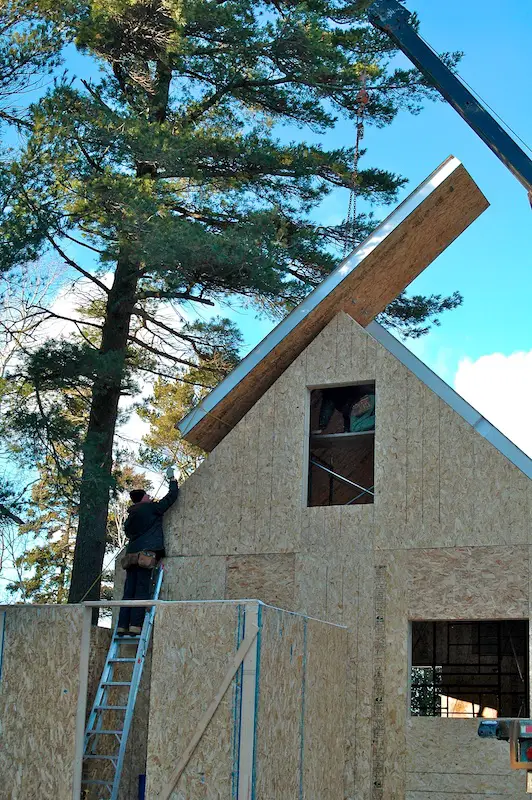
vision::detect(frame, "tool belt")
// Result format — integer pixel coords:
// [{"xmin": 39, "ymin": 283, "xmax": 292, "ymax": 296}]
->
[{"xmin": 121, "ymin": 550, "xmax": 158, "ymax": 570}]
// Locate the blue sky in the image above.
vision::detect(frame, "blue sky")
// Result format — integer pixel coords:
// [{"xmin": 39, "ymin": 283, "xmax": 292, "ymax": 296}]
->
[
  {"xmin": 23, "ymin": 0, "xmax": 532, "ymax": 374},
  {"xmin": 367, "ymin": 0, "xmax": 532, "ymax": 376},
  {"xmin": 217, "ymin": 0, "xmax": 532, "ymax": 453},
  {"xmin": 229, "ymin": 0, "xmax": 532, "ymax": 363},
  {"xmin": 5, "ymin": 0, "xmax": 532, "ymax": 454}
]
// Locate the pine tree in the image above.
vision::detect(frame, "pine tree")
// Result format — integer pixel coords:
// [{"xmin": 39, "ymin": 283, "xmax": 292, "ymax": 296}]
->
[
  {"xmin": 0, "ymin": 0, "xmax": 462, "ymax": 602},
  {"xmin": 138, "ymin": 318, "xmax": 242, "ymax": 476},
  {"xmin": 0, "ymin": 1, "xmax": 61, "ymax": 132}
]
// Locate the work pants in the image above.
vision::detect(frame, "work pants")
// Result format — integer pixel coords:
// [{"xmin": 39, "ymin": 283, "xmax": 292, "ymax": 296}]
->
[{"xmin": 118, "ymin": 565, "xmax": 154, "ymax": 630}]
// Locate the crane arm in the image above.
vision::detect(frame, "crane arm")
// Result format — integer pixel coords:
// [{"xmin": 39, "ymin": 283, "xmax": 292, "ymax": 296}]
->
[{"xmin": 364, "ymin": 0, "xmax": 532, "ymax": 199}]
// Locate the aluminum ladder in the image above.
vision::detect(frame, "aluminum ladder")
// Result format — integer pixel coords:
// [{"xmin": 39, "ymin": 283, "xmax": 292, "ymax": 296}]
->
[{"xmin": 81, "ymin": 564, "xmax": 163, "ymax": 799}]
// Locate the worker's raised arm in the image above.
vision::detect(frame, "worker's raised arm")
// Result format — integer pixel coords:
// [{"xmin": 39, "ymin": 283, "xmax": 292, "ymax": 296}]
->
[{"xmin": 154, "ymin": 466, "xmax": 179, "ymax": 515}]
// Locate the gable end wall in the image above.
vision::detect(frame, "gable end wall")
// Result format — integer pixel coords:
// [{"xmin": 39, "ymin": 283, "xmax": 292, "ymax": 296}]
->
[{"xmin": 163, "ymin": 311, "xmax": 532, "ymax": 799}]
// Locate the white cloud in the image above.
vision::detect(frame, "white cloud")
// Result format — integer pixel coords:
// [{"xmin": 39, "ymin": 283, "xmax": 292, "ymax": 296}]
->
[{"xmin": 454, "ymin": 350, "xmax": 532, "ymax": 457}]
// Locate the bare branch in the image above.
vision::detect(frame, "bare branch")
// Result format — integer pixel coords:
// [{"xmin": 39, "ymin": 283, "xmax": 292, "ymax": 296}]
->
[
  {"xmin": 127, "ymin": 333, "xmax": 209, "ymax": 370},
  {"xmin": 0, "ymin": 110, "xmax": 32, "ymax": 130},
  {"xmin": 36, "ymin": 307, "xmax": 104, "ymax": 332},
  {"xmin": 136, "ymin": 363, "xmax": 211, "ymax": 387}
]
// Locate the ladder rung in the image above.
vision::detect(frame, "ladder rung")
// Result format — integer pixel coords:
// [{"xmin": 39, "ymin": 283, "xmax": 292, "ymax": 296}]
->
[
  {"xmin": 86, "ymin": 729, "xmax": 123, "ymax": 735},
  {"xmin": 109, "ymin": 657, "xmax": 136, "ymax": 663},
  {"xmin": 102, "ymin": 681, "xmax": 131, "ymax": 686},
  {"xmin": 84, "ymin": 755, "xmax": 118, "ymax": 761},
  {"xmin": 95, "ymin": 705, "xmax": 127, "ymax": 711},
  {"xmin": 113, "ymin": 635, "xmax": 140, "ymax": 641}
]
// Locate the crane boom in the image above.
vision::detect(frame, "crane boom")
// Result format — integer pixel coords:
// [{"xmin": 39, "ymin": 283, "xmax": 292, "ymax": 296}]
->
[{"xmin": 364, "ymin": 0, "xmax": 532, "ymax": 199}]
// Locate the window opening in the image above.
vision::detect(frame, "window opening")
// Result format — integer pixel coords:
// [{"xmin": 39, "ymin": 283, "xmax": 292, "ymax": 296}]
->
[
  {"xmin": 308, "ymin": 383, "xmax": 375, "ymax": 506},
  {"xmin": 410, "ymin": 620, "xmax": 529, "ymax": 718}
]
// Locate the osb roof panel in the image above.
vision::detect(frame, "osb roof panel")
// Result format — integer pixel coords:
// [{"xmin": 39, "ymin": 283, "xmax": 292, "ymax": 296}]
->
[{"xmin": 179, "ymin": 157, "xmax": 489, "ymax": 452}]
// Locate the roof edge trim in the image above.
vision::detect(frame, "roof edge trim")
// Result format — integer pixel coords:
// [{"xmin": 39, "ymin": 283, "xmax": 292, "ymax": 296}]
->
[{"xmin": 366, "ymin": 321, "xmax": 532, "ymax": 480}]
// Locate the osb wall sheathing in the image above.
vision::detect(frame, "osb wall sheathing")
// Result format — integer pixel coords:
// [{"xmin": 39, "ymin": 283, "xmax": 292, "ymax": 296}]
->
[
  {"xmin": 161, "ymin": 311, "xmax": 532, "ymax": 799},
  {"xmin": 146, "ymin": 602, "xmax": 347, "ymax": 800},
  {"xmin": 254, "ymin": 605, "xmax": 347, "ymax": 799},
  {"xmin": 165, "ymin": 311, "xmax": 530, "ymax": 561},
  {"xmin": 160, "ymin": 552, "xmax": 296, "ymax": 609},
  {"xmin": 146, "ymin": 602, "xmax": 245, "ymax": 798},
  {"xmin": 406, "ymin": 718, "xmax": 524, "ymax": 797},
  {"xmin": 88, "ymin": 624, "xmax": 112, "ymax": 713},
  {"xmin": 0, "ymin": 605, "xmax": 88, "ymax": 800}
]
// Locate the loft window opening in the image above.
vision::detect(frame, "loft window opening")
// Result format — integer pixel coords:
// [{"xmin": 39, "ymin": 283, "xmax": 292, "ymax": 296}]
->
[
  {"xmin": 410, "ymin": 620, "xmax": 529, "ymax": 719},
  {"xmin": 307, "ymin": 383, "xmax": 375, "ymax": 507}
]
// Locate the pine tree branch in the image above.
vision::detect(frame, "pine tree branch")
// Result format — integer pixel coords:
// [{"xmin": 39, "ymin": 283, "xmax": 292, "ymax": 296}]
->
[
  {"xmin": 44, "ymin": 236, "xmax": 109, "ymax": 294},
  {"xmin": 133, "ymin": 307, "xmax": 199, "ymax": 346},
  {"xmin": 0, "ymin": 503, "xmax": 25, "ymax": 526},
  {"xmin": 0, "ymin": 110, "xmax": 32, "ymax": 130},
  {"xmin": 168, "ymin": 204, "xmax": 236, "ymax": 228},
  {"xmin": 135, "ymin": 363, "xmax": 212, "ymax": 388},
  {"xmin": 72, "ymin": 133, "xmax": 105, "ymax": 174},
  {"xmin": 126, "ymin": 334, "xmax": 211, "ymax": 370},
  {"xmin": 80, "ymin": 79, "xmax": 114, "ymax": 114},
  {"xmin": 18, "ymin": 187, "xmax": 110, "ymax": 295},
  {"xmin": 78, "ymin": 224, "xmax": 116, "ymax": 242},
  {"xmin": 62, "ymin": 231, "xmax": 106, "ymax": 255},
  {"xmin": 37, "ymin": 308, "xmax": 104, "ymax": 332},
  {"xmin": 136, "ymin": 289, "xmax": 215, "ymax": 306},
  {"xmin": 33, "ymin": 384, "xmax": 66, "ymax": 472},
  {"xmin": 181, "ymin": 82, "xmax": 237, "ymax": 126},
  {"xmin": 37, "ymin": 308, "xmax": 217, "ymax": 373}
]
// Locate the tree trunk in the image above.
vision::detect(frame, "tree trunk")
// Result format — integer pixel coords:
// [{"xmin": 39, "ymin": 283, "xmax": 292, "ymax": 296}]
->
[
  {"xmin": 68, "ymin": 64, "xmax": 170, "ymax": 606},
  {"xmin": 68, "ymin": 248, "xmax": 139, "ymax": 603}
]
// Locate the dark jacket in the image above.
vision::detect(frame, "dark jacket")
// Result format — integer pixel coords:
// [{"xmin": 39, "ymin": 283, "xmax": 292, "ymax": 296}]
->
[{"xmin": 124, "ymin": 480, "xmax": 179, "ymax": 554}]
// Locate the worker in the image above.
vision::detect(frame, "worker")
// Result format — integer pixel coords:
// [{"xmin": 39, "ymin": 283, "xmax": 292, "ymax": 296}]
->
[{"xmin": 117, "ymin": 466, "xmax": 178, "ymax": 635}]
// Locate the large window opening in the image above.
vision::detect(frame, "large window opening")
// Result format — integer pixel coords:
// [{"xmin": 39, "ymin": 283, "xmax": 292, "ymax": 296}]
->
[
  {"xmin": 307, "ymin": 383, "xmax": 375, "ymax": 507},
  {"xmin": 410, "ymin": 620, "xmax": 529, "ymax": 718}
]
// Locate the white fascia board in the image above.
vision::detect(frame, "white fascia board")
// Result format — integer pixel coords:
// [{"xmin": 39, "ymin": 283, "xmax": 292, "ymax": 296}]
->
[
  {"xmin": 178, "ymin": 156, "xmax": 462, "ymax": 438},
  {"xmin": 366, "ymin": 321, "xmax": 532, "ymax": 480}
]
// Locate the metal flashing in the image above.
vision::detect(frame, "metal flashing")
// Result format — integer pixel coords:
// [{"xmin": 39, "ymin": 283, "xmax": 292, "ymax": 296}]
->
[{"xmin": 366, "ymin": 321, "xmax": 532, "ymax": 480}]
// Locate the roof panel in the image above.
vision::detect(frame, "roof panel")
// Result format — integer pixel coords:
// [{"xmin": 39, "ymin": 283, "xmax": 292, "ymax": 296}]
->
[{"xmin": 179, "ymin": 156, "xmax": 489, "ymax": 452}]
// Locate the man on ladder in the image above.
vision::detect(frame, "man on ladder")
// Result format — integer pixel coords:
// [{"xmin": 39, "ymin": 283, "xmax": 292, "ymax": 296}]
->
[{"xmin": 117, "ymin": 466, "xmax": 178, "ymax": 634}]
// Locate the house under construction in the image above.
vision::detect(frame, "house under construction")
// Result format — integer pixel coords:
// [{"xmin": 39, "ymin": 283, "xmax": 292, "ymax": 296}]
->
[{"xmin": 2, "ymin": 156, "xmax": 531, "ymax": 800}]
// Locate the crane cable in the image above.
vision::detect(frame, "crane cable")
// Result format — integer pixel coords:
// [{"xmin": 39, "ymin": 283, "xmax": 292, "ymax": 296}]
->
[{"xmin": 344, "ymin": 72, "xmax": 370, "ymax": 256}]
